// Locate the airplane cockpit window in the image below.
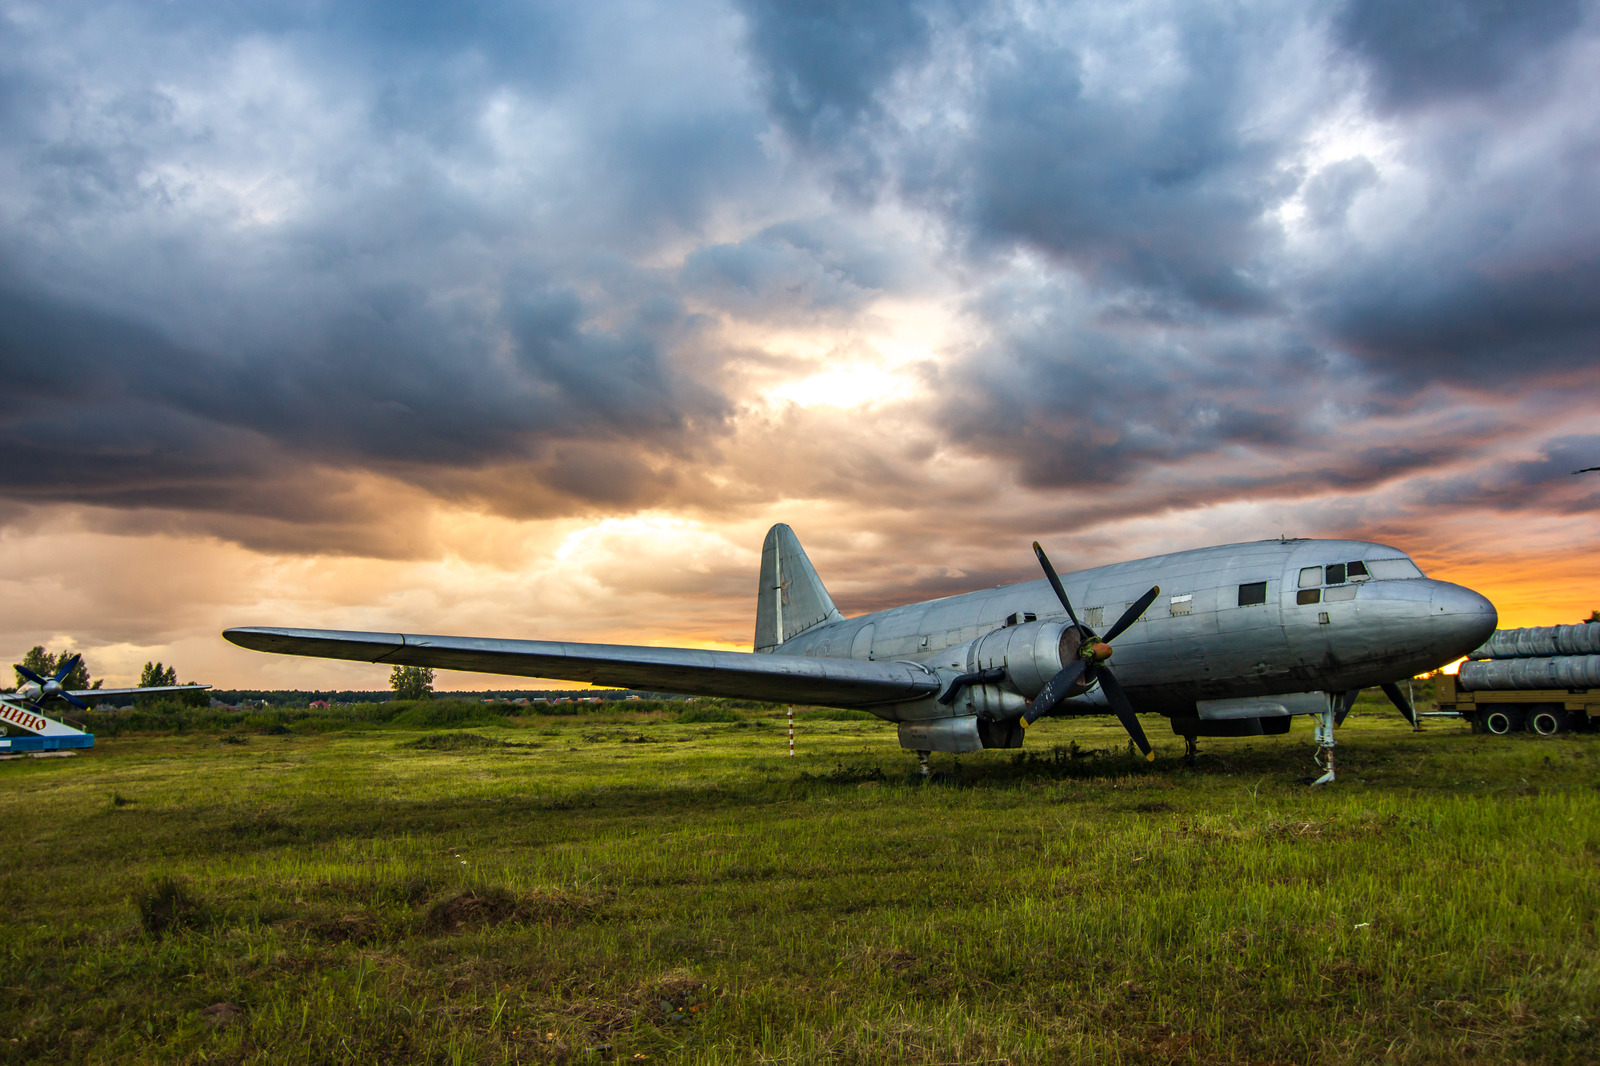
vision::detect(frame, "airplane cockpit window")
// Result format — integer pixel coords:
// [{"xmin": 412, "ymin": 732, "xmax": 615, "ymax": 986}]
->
[
  {"xmin": 1297, "ymin": 555, "xmax": 1423, "ymax": 605},
  {"xmin": 1237, "ymin": 581, "xmax": 1267, "ymax": 606},
  {"xmin": 1367, "ymin": 558, "xmax": 1424, "ymax": 580}
]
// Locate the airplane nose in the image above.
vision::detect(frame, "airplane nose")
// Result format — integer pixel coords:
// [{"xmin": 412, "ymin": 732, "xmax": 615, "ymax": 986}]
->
[{"xmin": 1430, "ymin": 582, "xmax": 1498, "ymax": 659}]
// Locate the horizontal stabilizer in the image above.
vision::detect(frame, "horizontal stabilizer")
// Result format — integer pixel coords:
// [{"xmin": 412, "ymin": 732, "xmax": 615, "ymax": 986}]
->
[
  {"xmin": 225, "ymin": 627, "xmax": 940, "ymax": 708},
  {"xmin": 65, "ymin": 684, "xmax": 211, "ymax": 700}
]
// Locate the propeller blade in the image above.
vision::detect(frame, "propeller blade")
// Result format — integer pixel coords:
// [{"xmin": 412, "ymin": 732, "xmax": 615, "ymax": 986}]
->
[
  {"xmin": 1095, "ymin": 668, "xmax": 1154, "ymax": 762},
  {"xmin": 61, "ymin": 692, "xmax": 90, "ymax": 711},
  {"xmin": 1021, "ymin": 660, "xmax": 1087, "ymax": 727},
  {"xmin": 53, "ymin": 654, "xmax": 81, "ymax": 683},
  {"xmin": 15, "ymin": 665, "xmax": 46, "ymax": 686},
  {"xmin": 1032, "ymin": 542, "xmax": 1085, "ymax": 632},
  {"xmin": 1102, "ymin": 585, "xmax": 1162, "ymax": 644},
  {"xmin": 1332, "ymin": 689, "xmax": 1360, "ymax": 727},
  {"xmin": 1381, "ymin": 682, "xmax": 1417, "ymax": 727}
]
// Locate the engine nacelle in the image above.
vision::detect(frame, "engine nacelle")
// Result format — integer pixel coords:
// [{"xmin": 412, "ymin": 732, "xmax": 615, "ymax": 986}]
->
[{"xmin": 947, "ymin": 619, "xmax": 1088, "ymax": 718}]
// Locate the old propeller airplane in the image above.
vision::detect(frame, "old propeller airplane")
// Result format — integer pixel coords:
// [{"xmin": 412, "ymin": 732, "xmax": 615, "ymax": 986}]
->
[
  {"xmin": 9, "ymin": 654, "xmax": 206, "ymax": 711},
  {"xmin": 225, "ymin": 525, "xmax": 1496, "ymax": 783},
  {"xmin": 0, "ymin": 654, "xmax": 211, "ymax": 752}
]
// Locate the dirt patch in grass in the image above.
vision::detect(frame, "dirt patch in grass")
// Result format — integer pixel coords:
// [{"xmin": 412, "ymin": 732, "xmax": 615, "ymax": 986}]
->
[
  {"xmin": 420, "ymin": 886, "xmax": 607, "ymax": 935},
  {"xmin": 302, "ymin": 912, "xmax": 385, "ymax": 944},
  {"xmin": 421, "ymin": 887, "xmax": 520, "ymax": 933},
  {"xmin": 136, "ymin": 877, "xmax": 210, "ymax": 936}
]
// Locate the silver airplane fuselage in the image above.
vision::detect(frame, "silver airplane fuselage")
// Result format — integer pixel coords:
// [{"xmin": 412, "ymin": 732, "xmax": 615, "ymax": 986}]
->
[{"xmin": 769, "ymin": 538, "xmax": 1495, "ymax": 729}]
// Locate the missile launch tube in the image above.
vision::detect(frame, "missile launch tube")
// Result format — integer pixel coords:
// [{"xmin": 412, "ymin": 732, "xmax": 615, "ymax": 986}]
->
[
  {"xmin": 1459, "ymin": 655, "xmax": 1600, "ymax": 691},
  {"xmin": 1467, "ymin": 624, "xmax": 1600, "ymax": 660}
]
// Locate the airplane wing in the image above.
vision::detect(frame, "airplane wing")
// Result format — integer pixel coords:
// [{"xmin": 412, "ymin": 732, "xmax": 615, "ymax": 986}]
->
[
  {"xmin": 66, "ymin": 685, "xmax": 212, "ymax": 700},
  {"xmin": 224, "ymin": 627, "xmax": 942, "ymax": 708},
  {"xmin": 3, "ymin": 685, "xmax": 212, "ymax": 701}
]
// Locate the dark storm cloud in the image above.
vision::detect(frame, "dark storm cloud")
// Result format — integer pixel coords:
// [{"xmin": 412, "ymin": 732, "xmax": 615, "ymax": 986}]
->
[
  {"xmin": 1334, "ymin": 0, "xmax": 1585, "ymax": 110},
  {"xmin": 738, "ymin": 0, "xmax": 930, "ymax": 151},
  {"xmin": 940, "ymin": 29, "xmax": 1293, "ymax": 313},
  {"xmin": 0, "ymin": 268, "xmax": 723, "ymax": 468},
  {"xmin": 2, "ymin": 0, "xmax": 1598, "ymax": 571},
  {"xmin": 1320, "ymin": 251, "xmax": 1600, "ymax": 385},
  {"xmin": 1422, "ymin": 434, "xmax": 1600, "ymax": 514},
  {"xmin": 0, "ymin": 0, "xmax": 765, "ymax": 544},
  {"xmin": 735, "ymin": 0, "xmax": 1600, "ymax": 502}
]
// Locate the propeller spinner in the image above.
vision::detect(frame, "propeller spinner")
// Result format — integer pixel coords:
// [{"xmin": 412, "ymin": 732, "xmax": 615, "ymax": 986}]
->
[
  {"xmin": 1021, "ymin": 542, "xmax": 1160, "ymax": 761},
  {"xmin": 14, "ymin": 654, "xmax": 90, "ymax": 711}
]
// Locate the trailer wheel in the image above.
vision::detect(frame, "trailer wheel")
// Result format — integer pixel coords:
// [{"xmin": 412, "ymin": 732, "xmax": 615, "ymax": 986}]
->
[
  {"xmin": 1528, "ymin": 708, "xmax": 1565, "ymax": 736},
  {"xmin": 1482, "ymin": 708, "xmax": 1520, "ymax": 736}
]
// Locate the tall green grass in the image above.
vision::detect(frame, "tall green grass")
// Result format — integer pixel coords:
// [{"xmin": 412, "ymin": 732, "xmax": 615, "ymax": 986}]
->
[{"xmin": 0, "ymin": 706, "xmax": 1595, "ymax": 1063}]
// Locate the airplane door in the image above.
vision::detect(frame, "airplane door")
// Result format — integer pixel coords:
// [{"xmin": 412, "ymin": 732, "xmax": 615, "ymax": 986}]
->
[
  {"xmin": 851, "ymin": 624, "xmax": 876, "ymax": 660},
  {"xmin": 1213, "ymin": 574, "xmax": 1290, "ymax": 692}
]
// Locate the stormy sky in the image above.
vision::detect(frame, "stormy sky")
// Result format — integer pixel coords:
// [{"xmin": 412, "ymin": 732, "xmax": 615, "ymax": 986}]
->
[{"xmin": 1, "ymin": 0, "xmax": 1597, "ymax": 688}]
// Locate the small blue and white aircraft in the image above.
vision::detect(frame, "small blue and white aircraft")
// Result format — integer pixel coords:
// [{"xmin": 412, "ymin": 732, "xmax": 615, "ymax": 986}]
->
[
  {"xmin": 0, "ymin": 654, "xmax": 210, "ymax": 752},
  {"xmin": 226, "ymin": 526, "xmax": 1495, "ymax": 781}
]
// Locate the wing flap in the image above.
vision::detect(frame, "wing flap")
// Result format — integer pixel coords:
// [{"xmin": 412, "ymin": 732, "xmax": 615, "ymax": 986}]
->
[{"xmin": 224, "ymin": 627, "xmax": 940, "ymax": 708}]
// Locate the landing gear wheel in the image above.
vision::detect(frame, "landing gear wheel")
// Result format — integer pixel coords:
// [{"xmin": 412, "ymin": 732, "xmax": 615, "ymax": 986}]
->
[
  {"xmin": 1481, "ymin": 708, "xmax": 1521, "ymax": 736},
  {"xmin": 1528, "ymin": 708, "xmax": 1565, "ymax": 737}
]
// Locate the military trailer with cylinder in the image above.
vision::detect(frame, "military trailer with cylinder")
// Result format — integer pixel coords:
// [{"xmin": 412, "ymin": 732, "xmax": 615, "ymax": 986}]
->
[{"xmin": 1437, "ymin": 625, "xmax": 1600, "ymax": 735}]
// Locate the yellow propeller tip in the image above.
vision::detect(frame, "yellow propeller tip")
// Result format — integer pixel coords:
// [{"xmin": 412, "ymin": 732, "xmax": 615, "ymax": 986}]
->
[
  {"xmin": 1018, "ymin": 718, "xmax": 1030, "ymax": 729},
  {"xmin": 1152, "ymin": 585, "xmax": 1161, "ymax": 595},
  {"xmin": 1145, "ymin": 752, "xmax": 1155, "ymax": 762}
]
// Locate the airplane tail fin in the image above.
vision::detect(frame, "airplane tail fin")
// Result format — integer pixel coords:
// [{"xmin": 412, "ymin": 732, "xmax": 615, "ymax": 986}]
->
[{"xmin": 754, "ymin": 524, "xmax": 845, "ymax": 652}]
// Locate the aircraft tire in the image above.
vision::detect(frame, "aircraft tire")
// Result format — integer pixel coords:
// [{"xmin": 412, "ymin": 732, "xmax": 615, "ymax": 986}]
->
[
  {"xmin": 1527, "ymin": 707, "xmax": 1565, "ymax": 737},
  {"xmin": 1481, "ymin": 708, "xmax": 1521, "ymax": 736}
]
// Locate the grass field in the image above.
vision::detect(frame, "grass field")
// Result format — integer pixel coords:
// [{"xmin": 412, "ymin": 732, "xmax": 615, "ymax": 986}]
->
[{"xmin": 2, "ymin": 699, "xmax": 1597, "ymax": 1064}]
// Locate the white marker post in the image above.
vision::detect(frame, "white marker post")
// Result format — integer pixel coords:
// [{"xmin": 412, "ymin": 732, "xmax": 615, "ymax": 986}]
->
[{"xmin": 788, "ymin": 706, "xmax": 794, "ymax": 757}]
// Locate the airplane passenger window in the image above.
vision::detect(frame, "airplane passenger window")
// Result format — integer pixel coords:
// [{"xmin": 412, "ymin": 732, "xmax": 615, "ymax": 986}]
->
[
  {"xmin": 1325, "ymin": 563, "xmax": 1346, "ymax": 585},
  {"xmin": 1297, "ymin": 589, "xmax": 1321, "ymax": 605},
  {"xmin": 1367, "ymin": 558, "xmax": 1424, "ymax": 580},
  {"xmin": 1347, "ymin": 561, "xmax": 1369, "ymax": 581},
  {"xmin": 1299, "ymin": 566, "xmax": 1322, "ymax": 588},
  {"xmin": 1325, "ymin": 585, "xmax": 1357, "ymax": 601},
  {"xmin": 1237, "ymin": 581, "xmax": 1267, "ymax": 606}
]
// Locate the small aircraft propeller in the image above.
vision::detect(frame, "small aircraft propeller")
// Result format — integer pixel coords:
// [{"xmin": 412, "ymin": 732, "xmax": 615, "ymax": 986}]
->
[
  {"xmin": 1022, "ymin": 542, "xmax": 1160, "ymax": 761},
  {"xmin": 14, "ymin": 654, "xmax": 90, "ymax": 711}
]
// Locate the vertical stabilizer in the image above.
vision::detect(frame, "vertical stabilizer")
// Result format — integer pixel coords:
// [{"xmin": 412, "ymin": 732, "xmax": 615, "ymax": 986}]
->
[{"xmin": 754, "ymin": 524, "xmax": 845, "ymax": 652}]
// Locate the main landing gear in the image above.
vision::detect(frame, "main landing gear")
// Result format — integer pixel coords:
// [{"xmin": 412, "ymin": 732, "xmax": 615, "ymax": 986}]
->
[
  {"xmin": 917, "ymin": 750, "xmax": 932, "ymax": 780},
  {"xmin": 1310, "ymin": 692, "xmax": 1341, "ymax": 786}
]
